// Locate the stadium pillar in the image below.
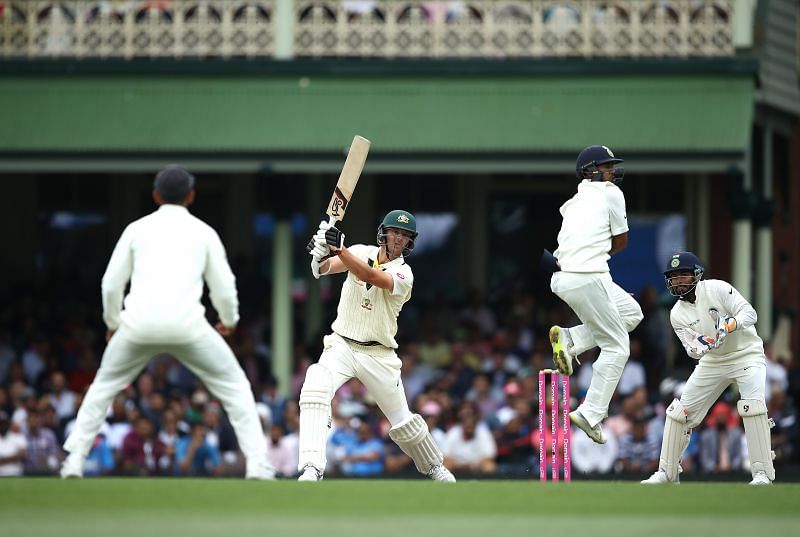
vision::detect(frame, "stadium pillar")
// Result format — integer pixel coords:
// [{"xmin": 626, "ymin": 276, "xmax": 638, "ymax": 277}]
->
[
  {"xmin": 305, "ymin": 174, "xmax": 323, "ymax": 345},
  {"xmin": 730, "ymin": 162, "xmax": 754, "ymax": 301},
  {"xmin": 755, "ymin": 124, "xmax": 774, "ymax": 340}
]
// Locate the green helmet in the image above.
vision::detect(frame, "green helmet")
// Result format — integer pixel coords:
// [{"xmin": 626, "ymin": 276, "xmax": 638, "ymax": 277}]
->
[{"xmin": 377, "ymin": 209, "xmax": 418, "ymax": 256}]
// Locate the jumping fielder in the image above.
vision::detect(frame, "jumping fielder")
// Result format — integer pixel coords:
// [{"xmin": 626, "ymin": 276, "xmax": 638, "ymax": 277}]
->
[
  {"xmin": 548, "ymin": 145, "xmax": 643, "ymax": 444},
  {"xmin": 60, "ymin": 166, "xmax": 274, "ymax": 480},
  {"xmin": 298, "ymin": 210, "xmax": 455, "ymax": 482},
  {"xmin": 642, "ymin": 252, "xmax": 775, "ymax": 485}
]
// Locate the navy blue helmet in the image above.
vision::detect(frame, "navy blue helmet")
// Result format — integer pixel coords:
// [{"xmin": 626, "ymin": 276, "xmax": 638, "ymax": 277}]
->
[
  {"xmin": 664, "ymin": 251, "xmax": 705, "ymax": 298},
  {"xmin": 575, "ymin": 145, "xmax": 625, "ymax": 185}
]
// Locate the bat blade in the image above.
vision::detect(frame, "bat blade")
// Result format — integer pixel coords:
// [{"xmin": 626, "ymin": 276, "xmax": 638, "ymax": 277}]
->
[{"xmin": 326, "ymin": 135, "xmax": 370, "ymax": 223}]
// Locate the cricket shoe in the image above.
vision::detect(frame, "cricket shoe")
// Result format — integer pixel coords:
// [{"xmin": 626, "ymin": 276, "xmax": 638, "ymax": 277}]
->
[
  {"xmin": 298, "ymin": 464, "xmax": 323, "ymax": 482},
  {"xmin": 245, "ymin": 461, "xmax": 276, "ymax": 480},
  {"xmin": 60, "ymin": 454, "xmax": 84, "ymax": 479},
  {"xmin": 749, "ymin": 471, "xmax": 772, "ymax": 486},
  {"xmin": 641, "ymin": 469, "xmax": 679, "ymax": 484},
  {"xmin": 549, "ymin": 326, "xmax": 575, "ymax": 376},
  {"xmin": 569, "ymin": 410, "xmax": 606, "ymax": 444},
  {"xmin": 428, "ymin": 464, "xmax": 456, "ymax": 483}
]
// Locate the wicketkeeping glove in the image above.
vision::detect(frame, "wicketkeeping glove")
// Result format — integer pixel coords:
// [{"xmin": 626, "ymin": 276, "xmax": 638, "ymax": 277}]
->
[
  {"xmin": 695, "ymin": 334, "xmax": 716, "ymax": 356},
  {"xmin": 324, "ymin": 226, "xmax": 345, "ymax": 251},
  {"xmin": 714, "ymin": 315, "xmax": 737, "ymax": 348}
]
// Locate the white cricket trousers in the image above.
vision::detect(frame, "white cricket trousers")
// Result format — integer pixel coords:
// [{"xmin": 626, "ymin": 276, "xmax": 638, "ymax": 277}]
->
[
  {"xmin": 681, "ymin": 360, "xmax": 766, "ymax": 427},
  {"xmin": 63, "ymin": 325, "xmax": 268, "ymax": 471},
  {"xmin": 298, "ymin": 334, "xmax": 413, "ymax": 471},
  {"xmin": 551, "ymin": 271, "xmax": 643, "ymax": 427}
]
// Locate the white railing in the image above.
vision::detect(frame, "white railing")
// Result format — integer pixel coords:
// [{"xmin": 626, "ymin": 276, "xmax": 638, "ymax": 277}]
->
[{"xmin": 0, "ymin": 1, "xmax": 735, "ymax": 59}]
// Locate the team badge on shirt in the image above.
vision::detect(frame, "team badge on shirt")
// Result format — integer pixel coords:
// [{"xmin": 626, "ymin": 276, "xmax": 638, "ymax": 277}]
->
[{"xmin": 361, "ymin": 297, "xmax": 373, "ymax": 311}]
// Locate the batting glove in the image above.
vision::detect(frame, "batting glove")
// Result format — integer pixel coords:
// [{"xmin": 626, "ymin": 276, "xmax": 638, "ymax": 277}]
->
[
  {"xmin": 310, "ymin": 256, "xmax": 323, "ymax": 279},
  {"xmin": 324, "ymin": 226, "xmax": 345, "ymax": 251},
  {"xmin": 306, "ymin": 235, "xmax": 330, "ymax": 258}
]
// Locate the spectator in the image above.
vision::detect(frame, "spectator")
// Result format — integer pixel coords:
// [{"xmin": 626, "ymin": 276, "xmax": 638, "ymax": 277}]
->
[
  {"xmin": 341, "ymin": 419, "xmax": 384, "ymax": 477},
  {"xmin": 0, "ymin": 410, "xmax": 26, "ymax": 477},
  {"xmin": 23, "ymin": 409, "xmax": 60, "ymax": 475},
  {"xmin": 266, "ymin": 423, "xmax": 299, "ymax": 478},
  {"xmin": 83, "ymin": 428, "xmax": 116, "ymax": 477},
  {"xmin": 47, "ymin": 371, "xmax": 77, "ymax": 422},
  {"xmin": 617, "ymin": 413, "xmax": 659, "ymax": 474},
  {"xmin": 442, "ymin": 403, "xmax": 497, "ymax": 474},
  {"xmin": 119, "ymin": 416, "xmax": 168, "ymax": 476},
  {"xmin": 698, "ymin": 402, "xmax": 744, "ymax": 474},
  {"xmin": 175, "ymin": 421, "xmax": 222, "ymax": 477}
]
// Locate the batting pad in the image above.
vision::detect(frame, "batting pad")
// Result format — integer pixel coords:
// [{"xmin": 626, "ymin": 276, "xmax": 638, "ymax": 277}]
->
[
  {"xmin": 389, "ymin": 414, "xmax": 443, "ymax": 474},
  {"xmin": 659, "ymin": 398, "xmax": 691, "ymax": 481},
  {"xmin": 737, "ymin": 399, "xmax": 776, "ymax": 481},
  {"xmin": 298, "ymin": 365, "xmax": 334, "ymax": 473}
]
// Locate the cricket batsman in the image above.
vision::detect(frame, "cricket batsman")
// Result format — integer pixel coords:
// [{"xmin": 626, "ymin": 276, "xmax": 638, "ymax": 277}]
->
[{"xmin": 298, "ymin": 210, "xmax": 455, "ymax": 482}]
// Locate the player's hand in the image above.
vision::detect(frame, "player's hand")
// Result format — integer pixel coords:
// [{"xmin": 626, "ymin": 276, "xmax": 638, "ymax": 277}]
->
[
  {"xmin": 324, "ymin": 226, "xmax": 345, "ymax": 252},
  {"xmin": 695, "ymin": 334, "xmax": 716, "ymax": 356},
  {"xmin": 310, "ymin": 256, "xmax": 323, "ymax": 279},
  {"xmin": 306, "ymin": 236, "xmax": 329, "ymax": 258},
  {"xmin": 317, "ymin": 219, "xmax": 332, "ymax": 234},
  {"xmin": 714, "ymin": 315, "xmax": 737, "ymax": 348}
]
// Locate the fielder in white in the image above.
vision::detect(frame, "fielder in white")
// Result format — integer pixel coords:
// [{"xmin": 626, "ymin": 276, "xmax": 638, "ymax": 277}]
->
[
  {"xmin": 548, "ymin": 145, "xmax": 643, "ymax": 444},
  {"xmin": 298, "ymin": 210, "xmax": 455, "ymax": 482},
  {"xmin": 60, "ymin": 166, "xmax": 273, "ymax": 480},
  {"xmin": 642, "ymin": 251, "xmax": 775, "ymax": 485}
]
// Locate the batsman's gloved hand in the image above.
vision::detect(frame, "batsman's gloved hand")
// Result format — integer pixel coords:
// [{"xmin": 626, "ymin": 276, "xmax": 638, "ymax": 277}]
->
[
  {"xmin": 714, "ymin": 315, "xmax": 737, "ymax": 348},
  {"xmin": 324, "ymin": 226, "xmax": 345, "ymax": 251},
  {"xmin": 306, "ymin": 235, "xmax": 329, "ymax": 258}
]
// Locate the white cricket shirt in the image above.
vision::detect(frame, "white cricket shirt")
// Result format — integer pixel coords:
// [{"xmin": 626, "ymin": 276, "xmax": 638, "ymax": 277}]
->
[
  {"xmin": 101, "ymin": 204, "xmax": 239, "ymax": 343},
  {"xmin": 554, "ymin": 180, "xmax": 628, "ymax": 273},
  {"xmin": 331, "ymin": 244, "xmax": 413, "ymax": 349},
  {"xmin": 670, "ymin": 279, "xmax": 763, "ymax": 366}
]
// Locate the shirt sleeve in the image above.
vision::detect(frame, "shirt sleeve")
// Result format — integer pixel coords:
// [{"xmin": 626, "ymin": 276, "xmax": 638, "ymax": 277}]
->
[
  {"xmin": 711, "ymin": 280, "xmax": 758, "ymax": 330},
  {"xmin": 101, "ymin": 224, "xmax": 135, "ymax": 331},
  {"xmin": 606, "ymin": 186, "xmax": 629, "ymax": 236},
  {"xmin": 203, "ymin": 228, "xmax": 240, "ymax": 328},
  {"xmin": 389, "ymin": 263, "xmax": 414, "ymax": 297}
]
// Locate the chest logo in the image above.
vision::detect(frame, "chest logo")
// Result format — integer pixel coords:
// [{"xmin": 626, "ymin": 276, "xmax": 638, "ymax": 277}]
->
[{"xmin": 361, "ymin": 297, "xmax": 373, "ymax": 311}]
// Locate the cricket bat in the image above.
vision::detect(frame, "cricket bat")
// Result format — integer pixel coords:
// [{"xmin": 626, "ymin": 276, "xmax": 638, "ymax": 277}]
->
[{"xmin": 326, "ymin": 135, "xmax": 370, "ymax": 225}]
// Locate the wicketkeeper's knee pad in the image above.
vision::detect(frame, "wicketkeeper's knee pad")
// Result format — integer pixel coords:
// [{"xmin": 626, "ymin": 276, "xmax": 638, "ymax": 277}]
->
[
  {"xmin": 659, "ymin": 399, "xmax": 691, "ymax": 482},
  {"xmin": 738, "ymin": 399, "xmax": 776, "ymax": 481},
  {"xmin": 299, "ymin": 364, "xmax": 333, "ymax": 408},
  {"xmin": 389, "ymin": 414, "xmax": 443, "ymax": 475}
]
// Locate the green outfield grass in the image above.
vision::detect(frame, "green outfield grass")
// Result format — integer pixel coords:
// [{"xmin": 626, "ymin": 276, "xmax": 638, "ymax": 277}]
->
[{"xmin": 2, "ymin": 479, "xmax": 798, "ymax": 537}]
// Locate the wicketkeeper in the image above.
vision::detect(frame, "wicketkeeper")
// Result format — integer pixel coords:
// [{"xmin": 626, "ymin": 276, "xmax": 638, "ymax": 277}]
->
[{"xmin": 642, "ymin": 251, "xmax": 775, "ymax": 485}]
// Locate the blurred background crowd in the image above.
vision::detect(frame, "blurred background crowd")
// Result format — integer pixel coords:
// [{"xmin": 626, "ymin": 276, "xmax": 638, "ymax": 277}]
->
[{"xmin": 2, "ymin": 273, "xmax": 797, "ymax": 480}]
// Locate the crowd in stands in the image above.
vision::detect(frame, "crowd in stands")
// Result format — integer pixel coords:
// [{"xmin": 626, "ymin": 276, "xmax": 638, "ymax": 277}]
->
[{"xmin": 1, "ymin": 280, "xmax": 798, "ymax": 479}]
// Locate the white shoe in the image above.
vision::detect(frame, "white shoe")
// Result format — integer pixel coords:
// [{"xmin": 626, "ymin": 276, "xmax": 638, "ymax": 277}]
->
[
  {"xmin": 549, "ymin": 326, "xmax": 575, "ymax": 376},
  {"xmin": 297, "ymin": 465, "xmax": 323, "ymax": 482},
  {"xmin": 569, "ymin": 410, "xmax": 606, "ymax": 444},
  {"xmin": 60, "ymin": 454, "xmax": 84, "ymax": 479},
  {"xmin": 428, "ymin": 464, "xmax": 456, "ymax": 483},
  {"xmin": 749, "ymin": 471, "xmax": 772, "ymax": 485},
  {"xmin": 245, "ymin": 460, "xmax": 276, "ymax": 480},
  {"xmin": 641, "ymin": 469, "xmax": 679, "ymax": 484}
]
